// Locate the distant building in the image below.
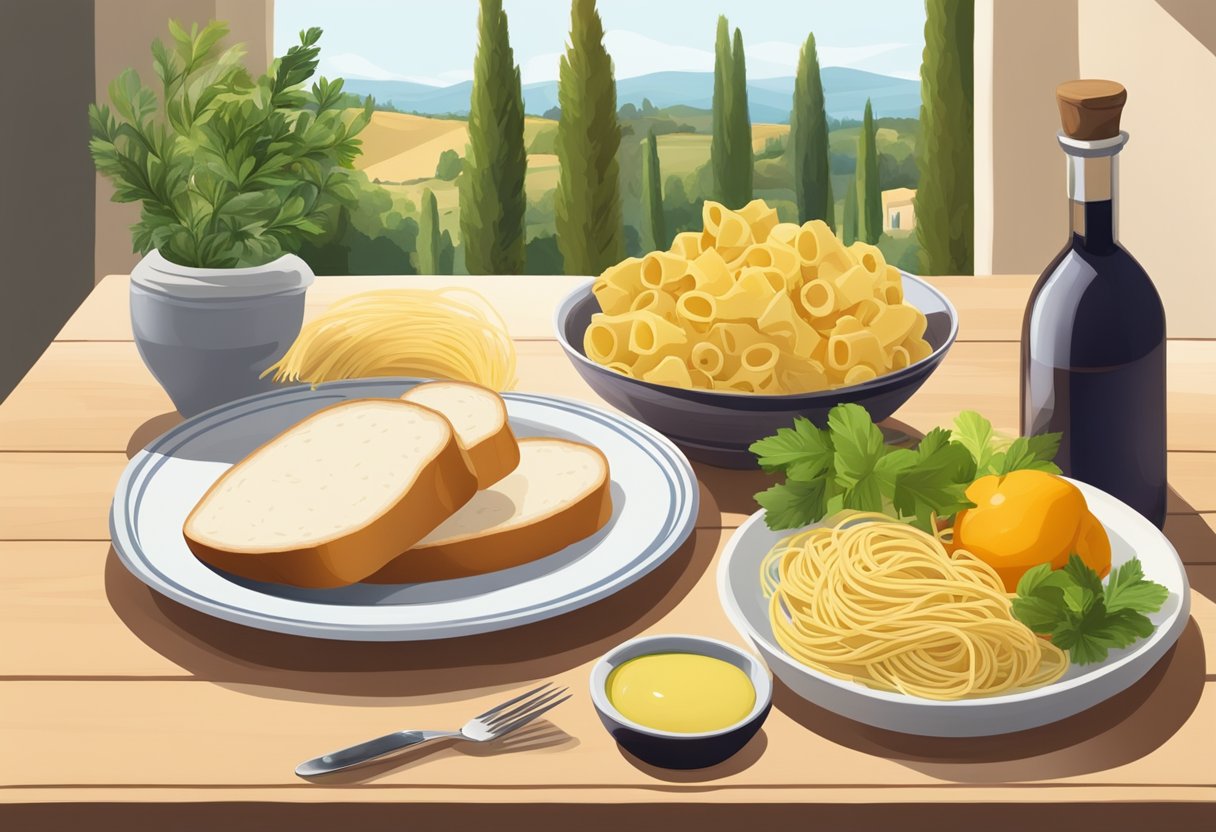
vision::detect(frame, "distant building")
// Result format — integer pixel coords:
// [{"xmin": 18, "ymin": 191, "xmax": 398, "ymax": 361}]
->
[{"xmin": 882, "ymin": 188, "xmax": 917, "ymax": 232}]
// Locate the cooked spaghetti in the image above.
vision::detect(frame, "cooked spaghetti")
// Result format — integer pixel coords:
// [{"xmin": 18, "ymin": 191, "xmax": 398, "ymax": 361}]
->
[
  {"xmin": 761, "ymin": 513, "xmax": 1068, "ymax": 700},
  {"xmin": 264, "ymin": 289, "xmax": 517, "ymax": 391}
]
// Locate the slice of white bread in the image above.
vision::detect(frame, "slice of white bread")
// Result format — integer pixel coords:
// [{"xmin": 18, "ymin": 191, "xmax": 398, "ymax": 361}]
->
[
  {"xmin": 367, "ymin": 437, "xmax": 612, "ymax": 583},
  {"xmin": 401, "ymin": 381, "xmax": 520, "ymax": 489},
  {"xmin": 184, "ymin": 399, "xmax": 479, "ymax": 588}
]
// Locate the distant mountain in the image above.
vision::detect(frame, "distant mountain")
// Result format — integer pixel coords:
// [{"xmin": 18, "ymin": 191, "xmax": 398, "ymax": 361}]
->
[{"xmin": 342, "ymin": 68, "xmax": 920, "ymax": 123}]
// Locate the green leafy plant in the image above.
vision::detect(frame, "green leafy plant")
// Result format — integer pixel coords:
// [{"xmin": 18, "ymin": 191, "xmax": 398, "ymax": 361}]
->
[
  {"xmin": 751, "ymin": 405, "xmax": 1061, "ymax": 532},
  {"xmin": 1012, "ymin": 555, "xmax": 1168, "ymax": 664},
  {"xmin": 88, "ymin": 21, "xmax": 372, "ymax": 269}
]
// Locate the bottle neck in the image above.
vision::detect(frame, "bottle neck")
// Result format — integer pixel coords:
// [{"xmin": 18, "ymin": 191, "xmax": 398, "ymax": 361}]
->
[
  {"xmin": 1070, "ymin": 199, "xmax": 1116, "ymax": 250},
  {"xmin": 1061, "ymin": 131, "xmax": 1127, "ymax": 253}
]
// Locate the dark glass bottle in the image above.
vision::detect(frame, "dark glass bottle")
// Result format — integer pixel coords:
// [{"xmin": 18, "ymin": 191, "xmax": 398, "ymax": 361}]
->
[{"xmin": 1021, "ymin": 81, "xmax": 1166, "ymax": 528}]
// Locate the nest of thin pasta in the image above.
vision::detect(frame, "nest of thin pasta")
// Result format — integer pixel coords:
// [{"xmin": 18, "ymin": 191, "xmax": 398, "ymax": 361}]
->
[
  {"xmin": 761, "ymin": 513, "xmax": 1069, "ymax": 700},
  {"xmin": 264, "ymin": 288, "xmax": 517, "ymax": 391}
]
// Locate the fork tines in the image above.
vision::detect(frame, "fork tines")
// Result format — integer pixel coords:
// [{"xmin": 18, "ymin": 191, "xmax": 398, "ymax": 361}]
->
[
  {"xmin": 475, "ymin": 682, "xmax": 571, "ymax": 739},
  {"xmin": 474, "ymin": 682, "xmax": 558, "ymax": 720},
  {"xmin": 489, "ymin": 690, "xmax": 571, "ymax": 738}
]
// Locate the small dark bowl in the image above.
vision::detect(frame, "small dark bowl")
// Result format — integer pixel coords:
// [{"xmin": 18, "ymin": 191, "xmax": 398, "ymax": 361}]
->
[
  {"xmin": 589, "ymin": 634, "xmax": 773, "ymax": 770},
  {"xmin": 554, "ymin": 273, "xmax": 959, "ymax": 468}
]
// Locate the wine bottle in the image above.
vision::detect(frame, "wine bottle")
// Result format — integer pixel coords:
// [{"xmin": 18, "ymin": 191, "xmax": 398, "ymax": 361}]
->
[{"xmin": 1020, "ymin": 80, "xmax": 1167, "ymax": 528}]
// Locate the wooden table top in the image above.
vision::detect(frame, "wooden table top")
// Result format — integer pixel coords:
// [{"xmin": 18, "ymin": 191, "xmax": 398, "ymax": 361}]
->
[{"xmin": 2, "ymin": 274, "xmax": 1214, "ymax": 828}]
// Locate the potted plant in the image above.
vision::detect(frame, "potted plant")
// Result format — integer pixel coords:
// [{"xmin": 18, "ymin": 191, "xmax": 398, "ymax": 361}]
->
[{"xmin": 89, "ymin": 21, "xmax": 370, "ymax": 416}]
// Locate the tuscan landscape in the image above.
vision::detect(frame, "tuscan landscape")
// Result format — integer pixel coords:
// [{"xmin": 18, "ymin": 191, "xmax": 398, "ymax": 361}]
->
[{"xmin": 279, "ymin": 0, "xmax": 972, "ymax": 277}]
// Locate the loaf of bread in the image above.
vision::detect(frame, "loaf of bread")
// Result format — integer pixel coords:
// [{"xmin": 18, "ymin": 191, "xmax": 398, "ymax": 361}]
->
[
  {"xmin": 400, "ymin": 381, "xmax": 520, "ymax": 488},
  {"xmin": 184, "ymin": 399, "xmax": 478, "ymax": 588},
  {"xmin": 367, "ymin": 437, "xmax": 612, "ymax": 583}
]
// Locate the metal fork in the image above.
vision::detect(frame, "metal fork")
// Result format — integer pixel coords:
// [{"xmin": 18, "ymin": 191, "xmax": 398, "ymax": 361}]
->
[{"xmin": 295, "ymin": 682, "xmax": 571, "ymax": 777}]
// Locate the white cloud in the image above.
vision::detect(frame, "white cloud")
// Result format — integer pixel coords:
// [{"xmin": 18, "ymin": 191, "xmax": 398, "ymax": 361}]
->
[
  {"xmin": 319, "ymin": 53, "xmax": 406, "ymax": 81},
  {"xmin": 323, "ymin": 35, "xmax": 913, "ymax": 89},
  {"xmin": 520, "ymin": 33, "xmax": 911, "ymax": 84},
  {"xmin": 522, "ymin": 30, "xmax": 714, "ymax": 84},
  {"xmin": 819, "ymin": 42, "xmax": 907, "ymax": 68}
]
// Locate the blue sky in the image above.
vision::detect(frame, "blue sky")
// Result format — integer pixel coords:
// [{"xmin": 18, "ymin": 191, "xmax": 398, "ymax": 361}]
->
[{"xmin": 274, "ymin": 0, "xmax": 926, "ymax": 86}]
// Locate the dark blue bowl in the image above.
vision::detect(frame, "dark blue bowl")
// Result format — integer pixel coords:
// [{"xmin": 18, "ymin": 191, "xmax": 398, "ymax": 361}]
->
[
  {"xmin": 590, "ymin": 634, "xmax": 773, "ymax": 770},
  {"xmin": 554, "ymin": 273, "xmax": 958, "ymax": 468}
]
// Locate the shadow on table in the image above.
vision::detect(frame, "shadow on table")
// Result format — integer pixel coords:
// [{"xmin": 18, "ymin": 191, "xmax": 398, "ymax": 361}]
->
[
  {"xmin": 774, "ymin": 618, "xmax": 1206, "ymax": 782},
  {"xmin": 613, "ymin": 728, "xmax": 769, "ymax": 783},
  {"xmin": 299, "ymin": 720, "xmax": 580, "ymax": 785},
  {"xmin": 126, "ymin": 411, "xmax": 182, "ymax": 457},
  {"xmin": 103, "ymin": 527, "xmax": 721, "ymax": 702}
]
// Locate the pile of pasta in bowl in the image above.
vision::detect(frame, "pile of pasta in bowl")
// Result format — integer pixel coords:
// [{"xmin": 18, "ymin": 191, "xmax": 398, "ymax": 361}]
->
[{"xmin": 587, "ymin": 199, "xmax": 932, "ymax": 395}]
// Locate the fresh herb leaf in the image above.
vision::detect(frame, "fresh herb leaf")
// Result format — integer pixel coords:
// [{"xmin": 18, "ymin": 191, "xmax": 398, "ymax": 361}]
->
[
  {"xmin": 828, "ymin": 404, "xmax": 886, "ymax": 488},
  {"xmin": 916, "ymin": 426, "xmax": 953, "ymax": 458},
  {"xmin": 748, "ymin": 417, "xmax": 832, "ymax": 476},
  {"xmin": 1050, "ymin": 602, "xmax": 1122, "ymax": 665},
  {"xmin": 1009, "ymin": 594, "xmax": 1064, "ymax": 633},
  {"xmin": 1015, "ymin": 562, "xmax": 1056, "ymax": 597},
  {"xmin": 1062, "ymin": 554, "xmax": 1105, "ymax": 599},
  {"xmin": 755, "ymin": 479, "xmax": 828, "ymax": 530},
  {"xmin": 998, "ymin": 435, "xmax": 1063, "ymax": 475},
  {"xmin": 842, "ymin": 475, "xmax": 886, "ymax": 514},
  {"xmin": 891, "ymin": 438, "xmax": 976, "ymax": 531},
  {"xmin": 873, "ymin": 447, "xmax": 917, "ymax": 493},
  {"xmin": 1104, "ymin": 558, "xmax": 1170, "ymax": 614},
  {"xmin": 749, "ymin": 405, "xmax": 1055, "ymax": 532},
  {"xmin": 952, "ymin": 411, "xmax": 995, "ymax": 472},
  {"xmin": 1010, "ymin": 555, "xmax": 1168, "ymax": 665}
]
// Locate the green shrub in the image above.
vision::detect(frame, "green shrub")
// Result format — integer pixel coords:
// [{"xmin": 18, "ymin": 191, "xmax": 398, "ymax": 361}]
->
[
  {"xmin": 435, "ymin": 149, "xmax": 464, "ymax": 181},
  {"xmin": 88, "ymin": 21, "xmax": 370, "ymax": 269}
]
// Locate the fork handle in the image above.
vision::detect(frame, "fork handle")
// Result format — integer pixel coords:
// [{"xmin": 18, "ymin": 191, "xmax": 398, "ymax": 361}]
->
[{"xmin": 296, "ymin": 730, "xmax": 459, "ymax": 777}]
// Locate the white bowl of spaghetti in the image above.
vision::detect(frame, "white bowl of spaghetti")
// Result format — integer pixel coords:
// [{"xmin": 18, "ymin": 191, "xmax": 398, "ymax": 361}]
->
[{"xmin": 716, "ymin": 480, "xmax": 1189, "ymax": 737}]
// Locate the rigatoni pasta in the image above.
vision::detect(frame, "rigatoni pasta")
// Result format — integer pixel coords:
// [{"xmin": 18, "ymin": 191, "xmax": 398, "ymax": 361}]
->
[{"xmin": 584, "ymin": 198, "xmax": 934, "ymax": 394}]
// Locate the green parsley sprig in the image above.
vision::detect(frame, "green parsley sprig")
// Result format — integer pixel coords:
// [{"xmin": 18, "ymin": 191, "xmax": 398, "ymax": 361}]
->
[
  {"xmin": 1012, "ymin": 555, "xmax": 1169, "ymax": 664},
  {"xmin": 750, "ymin": 405, "xmax": 1061, "ymax": 532}
]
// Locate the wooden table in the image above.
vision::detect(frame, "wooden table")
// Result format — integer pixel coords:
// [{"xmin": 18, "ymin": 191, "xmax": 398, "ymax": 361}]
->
[{"xmin": 2, "ymin": 274, "xmax": 1214, "ymax": 830}]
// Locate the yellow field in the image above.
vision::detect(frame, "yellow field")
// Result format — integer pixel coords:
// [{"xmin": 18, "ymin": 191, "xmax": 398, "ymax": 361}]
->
[
  {"xmin": 751, "ymin": 122, "xmax": 790, "ymax": 149},
  {"xmin": 655, "ymin": 124, "xmax": 789, "ymax": 178},
  {"xmin": 356, "ymin": 111, "xmax": 559, "ymax": 184}
]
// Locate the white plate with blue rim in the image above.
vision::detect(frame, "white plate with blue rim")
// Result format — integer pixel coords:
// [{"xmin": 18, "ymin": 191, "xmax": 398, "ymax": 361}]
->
[
  {"xmin": 717, "ymin": 480, "xmax": 1190, "ymax": 737},
  {"xmin": 111, "ymin": 378, "xmax": 698, "ymax": 641}
]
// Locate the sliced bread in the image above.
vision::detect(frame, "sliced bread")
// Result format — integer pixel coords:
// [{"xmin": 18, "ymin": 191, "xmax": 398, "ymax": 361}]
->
[
  {"xmin": 367, "ymin": 437, "xmax": 612, "ymax": 583},
  {"xmin": 401, "ymin": 381, "xmax": 520, "ymax": 489},
  {"xmin": 184, "ymin": 399, "xmax": 478, "ymax": 588}
]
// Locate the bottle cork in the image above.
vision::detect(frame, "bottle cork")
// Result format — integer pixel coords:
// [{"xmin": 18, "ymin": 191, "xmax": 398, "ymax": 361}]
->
[{"xmin": 1056, "ymin": 80, "xmax": 1126, "ymax": 141}]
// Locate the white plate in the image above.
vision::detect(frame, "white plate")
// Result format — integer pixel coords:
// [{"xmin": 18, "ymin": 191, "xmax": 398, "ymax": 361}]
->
[
  {"xmin": 717, "ymin": 479, "xmax": 1190, "ymax": 737},
  {"xmin": 111, "ymin": 379, "xmax": 698, "ymax": 641}
]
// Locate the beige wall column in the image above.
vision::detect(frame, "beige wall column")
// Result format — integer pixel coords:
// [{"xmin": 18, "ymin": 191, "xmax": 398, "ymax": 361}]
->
[
  {"xmin": 975, "ymin": 0, "xmax": 1079, "ymax": 277},
  {"xmin": 1077, "ymin": 0, "xmax": 1216, "ymax": 338},
  {"xmin": 92, "ymin": 0, "xmax": 273, "ymax": 282}
]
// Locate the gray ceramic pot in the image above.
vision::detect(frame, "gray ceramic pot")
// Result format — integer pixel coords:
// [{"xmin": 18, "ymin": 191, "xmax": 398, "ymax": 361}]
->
[{"xmin": 129, "ymin": 250, "xmax": 314, "ymax": 417}]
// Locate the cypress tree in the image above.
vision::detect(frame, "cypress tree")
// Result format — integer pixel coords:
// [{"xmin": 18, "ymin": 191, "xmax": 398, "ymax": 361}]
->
[
  {"xmin": 418, "ymin": 187, "xmax": 440, "ymax": 274},
  {"xmin": 710, "ymin": 16, "xmax": 732, "ymax": 204},
  {"xmin": 916, "ymin": 0, "xmax": 973, "ymax": 273},
  {"xmin": 725, "ymin": 27, "xmax": 752, "ymax": 208},
  {"xmin": 791, "ymin": 33, "xmax": 832, "ymax": 225},
  {"xmin": 438, "ymin": 230, "xmax": 455, "ymax": 275},
  {"xmin": 856, "ymin": 99, "xmax": 882, "ymax": 244},
  {"xmin": 555, "ymin": 0, "xmax": 624, "ymax": 274},
  {"xmin": 826, "ymin": 173, "xmax": 834, "ymax": 232},
  {"xmin": 642, "ymin": 128, "xmax": 666, "ymax": 251},
  {"xmin": 460, "ymin": 0, "xmax": 527, "ymax": 274},
  {"xmin": 843, "ymin": 171, "xmax": 859, "ymax": 245}
]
